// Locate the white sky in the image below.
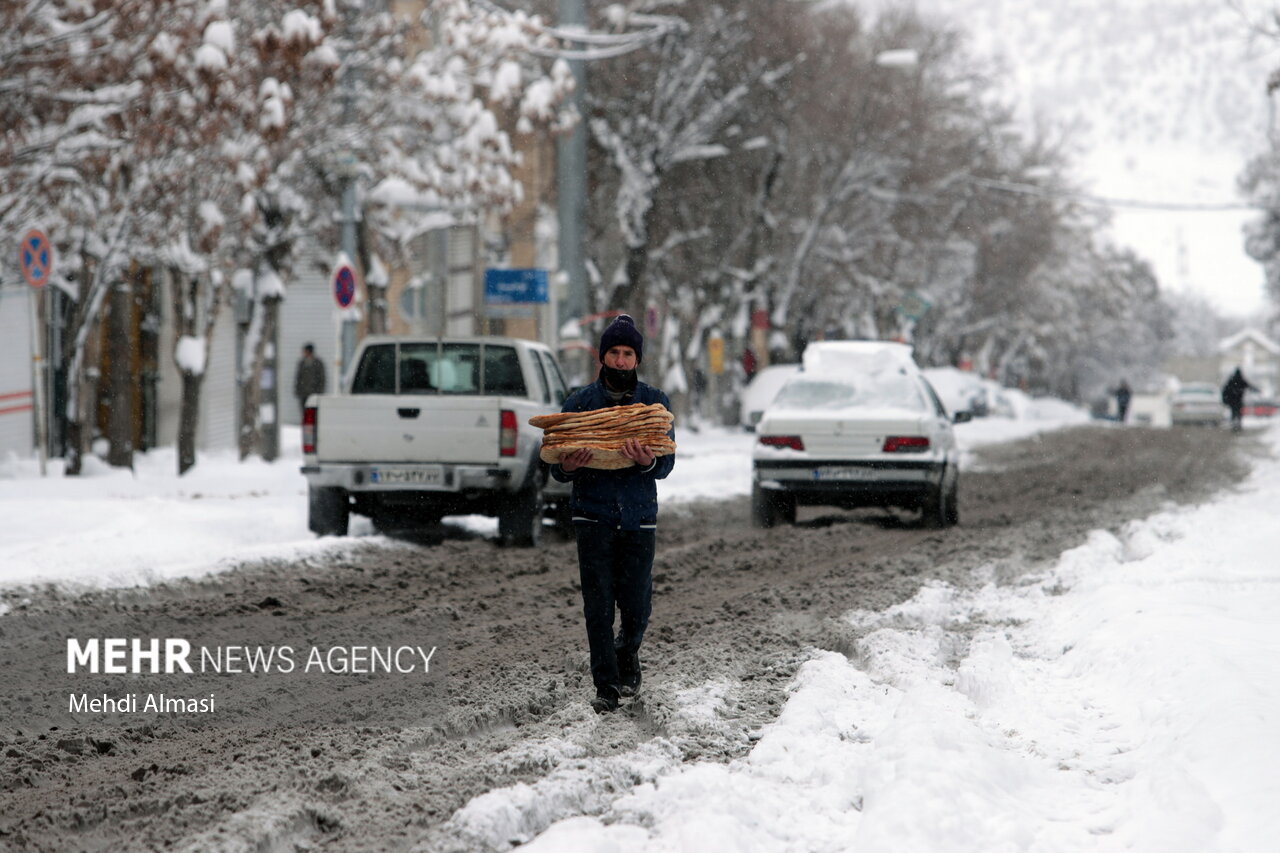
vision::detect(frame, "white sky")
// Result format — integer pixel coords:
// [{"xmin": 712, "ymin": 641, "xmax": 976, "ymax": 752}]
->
[
  {"xmin": 2, "ymin": 406, "xmax": 1276, "ymax": 851},
  {"xmin": 848, "ymin": 0, "xmax": 1278, "ymax": 318}
]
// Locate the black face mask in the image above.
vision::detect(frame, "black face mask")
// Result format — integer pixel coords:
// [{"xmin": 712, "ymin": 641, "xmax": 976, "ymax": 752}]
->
[{"xmin": 600, "ymin": 365, "xmax": 638, "ymax": 393}]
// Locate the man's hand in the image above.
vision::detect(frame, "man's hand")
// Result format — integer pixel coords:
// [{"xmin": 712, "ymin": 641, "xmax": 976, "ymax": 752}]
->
[
  {"xmin": 559, "ymin": 447, "xmax": 594, "ymax": 472},
  {"xmin": 620, "ymin": 437, "xmax": 655, "ymax": 468}
]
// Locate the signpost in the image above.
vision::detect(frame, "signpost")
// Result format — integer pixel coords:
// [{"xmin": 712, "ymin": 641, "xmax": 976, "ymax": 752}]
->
[
  {"xmin": 896, "ymin": 290, "xmax": 931, "ymax": 322},
  {"xmin": 484, "ymin": 268, "xmax": 549, "ymax": 305},
  {"xmin": 332, "ymin": 260, "xmax": 359, "ymax": 389},
  {"xmin": 20, "ymin": 230, "xmax": 52, "ymax": 289},
  {"xmin": 18, "ymin": 229, "xmax": 51, "ymax": 474},
  {"xmin": 333, "ymin": 263, "xmax": 357, "ymax": 309}
]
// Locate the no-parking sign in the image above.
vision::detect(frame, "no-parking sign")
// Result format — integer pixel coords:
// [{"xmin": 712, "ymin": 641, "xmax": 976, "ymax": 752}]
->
[
  {"xmin": 19, "ymin": 229, "xmax": 53, "ymax": 288},
  {"xmin": 333, "ymin": 263, "xmax": 357, "ymax": 309}
]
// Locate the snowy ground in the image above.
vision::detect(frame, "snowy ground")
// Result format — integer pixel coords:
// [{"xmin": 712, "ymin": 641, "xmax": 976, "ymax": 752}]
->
[
  {"xmin": 3, "ymin": 400, "xmax": 1276, "ymax": 852},
  {"xmin": 511, "ymin": 426, "xmax": 1280, "ymax": 852}
]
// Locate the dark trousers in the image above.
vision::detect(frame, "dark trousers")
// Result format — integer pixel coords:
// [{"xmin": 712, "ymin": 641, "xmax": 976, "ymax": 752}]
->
[
  {"xmin": 575, "ymin": 523, "xmax": 655, "ymax": 691},
  {"xmin": 1230, "ymin": 404, "xmax": 1244, "ymax": 431}
]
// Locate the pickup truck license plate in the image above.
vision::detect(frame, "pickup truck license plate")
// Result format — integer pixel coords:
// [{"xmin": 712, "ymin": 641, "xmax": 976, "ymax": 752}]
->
[
  {"xmin": 371, "ymin": 466, "xmax": 444, "ymax": 485},
  {"xmin": 815, "ymin": 466, "xmax": 874, "ymax": 481}
]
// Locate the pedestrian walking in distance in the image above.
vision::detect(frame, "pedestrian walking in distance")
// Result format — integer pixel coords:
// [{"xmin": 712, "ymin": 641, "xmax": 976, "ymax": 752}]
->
[
  {"xmin": 551, "ymin": 314, "xmax": 676, "ymax": 713},
  {"xmin": 1221, "ymin": 367, "xmax": 1257, "ymax": 433},
  {"xmin": 294, "ymin": 343, "xmax": 327, "ymax": 417},
  {"xmin": 1114, "ymin": 380, "xmax": 1132, "ymax": 423}
]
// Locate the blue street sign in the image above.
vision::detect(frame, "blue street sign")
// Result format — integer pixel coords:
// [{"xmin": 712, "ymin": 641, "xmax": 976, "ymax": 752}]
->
[
  {"xmin": 484, "ymin": 268, "xmax": 548, "ymax": 304},
  {"xmin": 333, "ymin": 264, "xmax": 356, "ymax": 308},
  {"xmin": 20, "ymin": 229, "xmax": 52, "ymax": 288}
]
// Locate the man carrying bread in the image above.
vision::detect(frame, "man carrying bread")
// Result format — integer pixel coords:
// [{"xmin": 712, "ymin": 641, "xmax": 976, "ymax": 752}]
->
[{"xmin": 550, "ymin": 314, "xmax": 676, "ymax": 713}]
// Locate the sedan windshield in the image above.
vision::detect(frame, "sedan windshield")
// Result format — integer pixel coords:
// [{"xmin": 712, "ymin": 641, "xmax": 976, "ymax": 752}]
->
[{"xmin": 772, "ymin": 372, "xmax": 926, "ymax": 411}]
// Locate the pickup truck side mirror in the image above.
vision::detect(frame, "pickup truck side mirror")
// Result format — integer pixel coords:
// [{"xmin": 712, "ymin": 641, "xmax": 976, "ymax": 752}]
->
[{"xmin": 953, "ymin": 410, "xmax": 973, "ymax": 424}]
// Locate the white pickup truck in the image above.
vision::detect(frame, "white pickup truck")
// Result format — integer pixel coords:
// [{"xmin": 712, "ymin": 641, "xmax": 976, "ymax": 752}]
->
[{"xmin": 300, "ymin": 335, "xmax": 573, "ymax": 546}]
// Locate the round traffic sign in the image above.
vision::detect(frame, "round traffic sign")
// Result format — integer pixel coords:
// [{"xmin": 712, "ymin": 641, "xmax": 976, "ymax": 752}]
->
[
  {"xmin": 333, "ymin": 265, "xmax": 356, "ymax": 308},
  {"xmin": 19, "ymin": 229, "xmax": 53, "ymax": 289}
]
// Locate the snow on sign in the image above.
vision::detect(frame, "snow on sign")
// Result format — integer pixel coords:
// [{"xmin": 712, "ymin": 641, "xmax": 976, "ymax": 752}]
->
[
  {"xmin": 484, "ymin": 268, "xmax": 548, "ymax": 304},
  {"xmin": 19, "ymin": 229, "xmax": 53, "ymax": 288},
  {"xmin": 332, "ymin": 264, "xmax": 357, "ymax": 309}
]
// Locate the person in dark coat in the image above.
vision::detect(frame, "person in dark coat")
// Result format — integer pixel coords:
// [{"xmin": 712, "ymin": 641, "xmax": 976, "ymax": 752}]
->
[
  {"xmin": 1221, "ymin": 367, "xmax": 1257, "ymax": 432},
  {"xmin": 550, "ymin": 314, "xmax": 676, "ymax": 713},
  {"xmin": 294, "ymin": 343, "xmax": 326, "ymax": 416},
  {"xmin": 1114, "ymin": 380, "xmax": 1132, "ymax": 423}
]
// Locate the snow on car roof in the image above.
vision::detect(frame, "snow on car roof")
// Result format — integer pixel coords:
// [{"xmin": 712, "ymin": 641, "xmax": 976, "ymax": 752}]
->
[
  {"xmin": 771, "ymin": 370, "xmax": 926, "ymax": 412},
  {"xmin": 801, "ymin": 340, "xmax": 917, "ymax": 375}
]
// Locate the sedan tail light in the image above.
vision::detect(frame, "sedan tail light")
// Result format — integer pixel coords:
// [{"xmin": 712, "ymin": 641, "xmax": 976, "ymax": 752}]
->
[
  {"xmin": 759, "ymin": 435, "xmax": 805, "ymax": 451},
  {"xmin": 883, "ymin": 435, "xmax": 930, "ymax": 453},
  {"xmin": 302, "ymin": 406, "xmax": 317, "ymax": 454},
  {"xmin": 499, "ymin": 409, "xmax": 518, "ymax": 457}
]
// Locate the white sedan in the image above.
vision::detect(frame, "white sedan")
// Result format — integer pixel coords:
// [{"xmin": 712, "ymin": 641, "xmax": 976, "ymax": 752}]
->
[
  {"xmin": 1170, "ymin": 382, "xmax": 1223, "ymax": 427},
  {"xmin": 751, "ymin": 367, "xmax": 969, "ymax": 528}
]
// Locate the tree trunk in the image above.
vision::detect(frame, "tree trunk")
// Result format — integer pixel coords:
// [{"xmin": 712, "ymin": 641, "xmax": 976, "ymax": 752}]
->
[
  {"xmin": 260, "ymin": 297, "xmax": 280, "ymax": 462},
  {"xmin": 238, "ymin": 294, "xmax": 281, "ymax": 461},
  {"xmin": 106, "ymin": 276, "xmax": 134, "ymax": 469},
  {"xmin": 63, "ymin": 353, "xmax": 97, "ymax": 476},
  {"xmin": 366, "ymin": 282, "xmax": 388, "ymax": 335},
  {"xmin": 177, "ymin": 370, "xmax": 203, "ymax": 475},
  {"xmin": 621, "ymin": 242, "xmax": 649, "ymax": 318}
]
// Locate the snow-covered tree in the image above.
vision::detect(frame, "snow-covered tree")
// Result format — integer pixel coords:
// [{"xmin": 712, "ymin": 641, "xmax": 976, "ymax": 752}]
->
[{"xmin": 2, "ymin": 0, "xmax": 574, "ymax": 471}]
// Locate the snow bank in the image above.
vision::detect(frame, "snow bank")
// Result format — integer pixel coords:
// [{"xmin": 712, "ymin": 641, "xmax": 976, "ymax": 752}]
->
[{"xmin": 508, "ymin": 422, "xmax": 1280, "ymax": 852}]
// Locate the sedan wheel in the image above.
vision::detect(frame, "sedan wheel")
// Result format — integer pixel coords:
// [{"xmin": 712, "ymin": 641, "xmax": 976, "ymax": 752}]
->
[
  {"xmin": 752, "ymin": 483, "xmax": 791, "ymax": 528},
  {"xmin": 922, "ymin": 481, "xmax": 949, "ymax": 529},
  {"xmin": 944, "ymin": 476, "xmax": 959, "ymax": 527}
]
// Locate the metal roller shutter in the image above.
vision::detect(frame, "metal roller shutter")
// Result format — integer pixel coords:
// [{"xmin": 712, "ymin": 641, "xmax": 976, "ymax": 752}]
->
[
  {"xmin": 198, "ymin": 307, "xmax": 237, "ymax": 451},
  {"xmin": 0, "ymin": 284, "xmax": 36, "ymax": 457},
  {"xmin": 279, "ymin": 243, "xmax": 336, "ymax": 426}
]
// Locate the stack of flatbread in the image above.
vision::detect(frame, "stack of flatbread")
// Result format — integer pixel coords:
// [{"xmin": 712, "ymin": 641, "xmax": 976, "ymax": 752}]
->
[{"xmin": 530, "ymin": 403, "xmax": 676, "ymax": 470}]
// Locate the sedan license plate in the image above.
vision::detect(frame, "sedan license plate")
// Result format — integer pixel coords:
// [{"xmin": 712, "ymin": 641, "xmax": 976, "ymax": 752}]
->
[
  {"xmin": 371, "ymin": 466, "xmax": 443, "ymax": 486},
  {"xmin": 814, "ymin": 466, "xmax": 874, "ymax": 481}
]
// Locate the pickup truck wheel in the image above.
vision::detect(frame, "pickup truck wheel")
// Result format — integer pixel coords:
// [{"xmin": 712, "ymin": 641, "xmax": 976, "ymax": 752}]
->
[
  {"xmin": 544, "ymin": 502, "xmax": 575, "ymax": 541},
  {"xmin": 309, "ymin": 486, "xmax": 350, "ymax": 536},
  {"xmin": 499, "ymin": 484, "xmax": 543, "ymax": 548}
]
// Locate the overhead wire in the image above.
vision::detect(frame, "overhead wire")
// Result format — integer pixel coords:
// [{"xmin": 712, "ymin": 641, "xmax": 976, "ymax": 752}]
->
[{"xmin": 964, "ymin": 176, "xmax": 1263, "ymax": 212}]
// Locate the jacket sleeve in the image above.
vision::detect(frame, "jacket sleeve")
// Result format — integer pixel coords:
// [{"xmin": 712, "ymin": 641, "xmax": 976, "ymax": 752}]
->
[
  {"xmin": 549, "ymin": 387, "xmax": 591, "ymax": 483},
  {"xmin": 641, "ymin": 389, "xmax": 676, "ymax": 480}
]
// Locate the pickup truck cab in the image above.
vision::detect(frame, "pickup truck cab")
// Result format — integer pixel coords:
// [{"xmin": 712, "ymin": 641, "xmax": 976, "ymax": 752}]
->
[{"xmin": 301, "ymin": 335, "xmax": 572, "ymax": 546}]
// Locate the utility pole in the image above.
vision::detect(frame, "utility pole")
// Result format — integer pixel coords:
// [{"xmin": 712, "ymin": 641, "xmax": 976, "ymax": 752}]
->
[
  {"xmin": 338, "ymin": 5, "xmax": 360, "ymax": 378},
  {"xmin": 557, "ymin": 0, "xmax": 588, "ymax": 332}
]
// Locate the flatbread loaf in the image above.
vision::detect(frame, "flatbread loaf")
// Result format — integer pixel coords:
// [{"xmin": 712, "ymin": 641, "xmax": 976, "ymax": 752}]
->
[{"xmin": 530, "ymin": 402, "xmax": 676, "ymax": 470}]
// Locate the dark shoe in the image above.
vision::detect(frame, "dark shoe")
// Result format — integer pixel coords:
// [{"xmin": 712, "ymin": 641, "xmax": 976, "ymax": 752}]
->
[
  {"xmin": 617, "ymin": 649, "xmax": 642, "ymax": 698},
  {"xmin": 591, "ymin": 685, "xmax": 622, "ymax": 714}
]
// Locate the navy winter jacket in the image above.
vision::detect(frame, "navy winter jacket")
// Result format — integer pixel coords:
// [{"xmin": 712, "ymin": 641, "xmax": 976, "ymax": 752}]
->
[{"xmin": 549, "ymin": 377, "xmax": 676, "ymax": 529}]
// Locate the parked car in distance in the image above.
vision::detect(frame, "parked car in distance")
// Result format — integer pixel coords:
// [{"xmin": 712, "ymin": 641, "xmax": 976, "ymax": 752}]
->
[
  {"xmin": 1243, "ymin": 393, "xmax": 1277, "ymax": 418},
  {"xmin": 1169, "ymin": 382, "xmax": 1223, "ymax": 427},
  {"xmin": 751, "ymin": 365, "xmax": 969, "ymax": 529},
  {"xmin": 739, "ymin": 364, "xmax": 802, "ymax": 430},
  {"xmin": 922, "ymin": 366, "xmax": 988, "ymax": 418}
]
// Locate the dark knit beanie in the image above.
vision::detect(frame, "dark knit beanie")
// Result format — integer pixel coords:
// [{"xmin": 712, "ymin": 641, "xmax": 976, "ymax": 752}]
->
[{"xmin": 599, "ymin": 314, "xmax": 643, "ymax": 363}]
